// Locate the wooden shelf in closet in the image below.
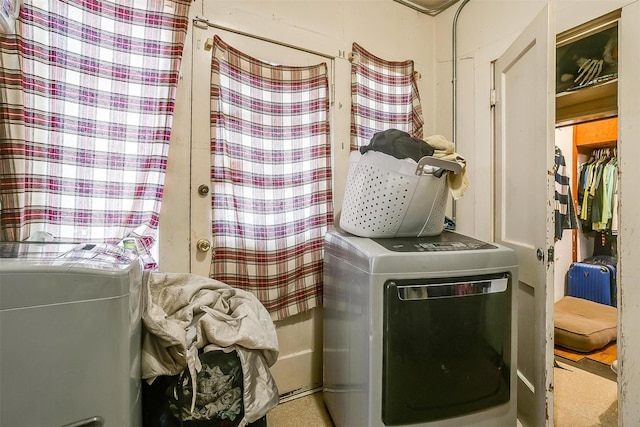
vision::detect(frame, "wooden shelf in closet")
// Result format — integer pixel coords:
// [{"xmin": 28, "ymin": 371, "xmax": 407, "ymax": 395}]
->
[
  {"xmin": 574, "ymin": 116, "xmax": 618, "ymax": 152},
  {"xmin": 556, "ymin": 79, "xmax": 618, "ymax": 128}
]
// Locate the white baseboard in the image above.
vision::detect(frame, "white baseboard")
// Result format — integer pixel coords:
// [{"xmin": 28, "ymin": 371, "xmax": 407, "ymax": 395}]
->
[{"xmin": 270, "ymin": 348, "xmax": 323, "ymax": 398}]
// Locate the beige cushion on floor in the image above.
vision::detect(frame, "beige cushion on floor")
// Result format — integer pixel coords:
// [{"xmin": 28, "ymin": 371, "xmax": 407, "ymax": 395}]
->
[{"xmin": 554, "ymin": 296, "xmax": 617, "ymax": 353}]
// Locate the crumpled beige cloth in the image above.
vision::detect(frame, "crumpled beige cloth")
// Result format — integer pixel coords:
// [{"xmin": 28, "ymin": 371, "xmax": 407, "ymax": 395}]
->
[
  {"xmin": 141, "ymin": 272, "xmax": 279, "ymax": 425},
  {"xmin": 424, "ymin": 134, "xmax": 470, "ymax": 200}
]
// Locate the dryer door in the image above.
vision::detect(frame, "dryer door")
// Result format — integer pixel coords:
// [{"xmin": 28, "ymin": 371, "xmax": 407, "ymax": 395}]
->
[{"xmin": 382, "ymin": 273, "xmax": 511, "ymax": 425}]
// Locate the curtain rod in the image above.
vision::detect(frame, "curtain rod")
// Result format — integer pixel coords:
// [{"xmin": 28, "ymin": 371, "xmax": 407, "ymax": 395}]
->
[{"xmin": 193, "ymin": 16, "xmax": 335, "ymax": 61}]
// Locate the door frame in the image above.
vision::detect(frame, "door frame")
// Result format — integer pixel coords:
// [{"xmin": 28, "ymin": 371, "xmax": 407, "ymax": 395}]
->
[{"xmin": 618, "ymin": 1, "xmax": 640, "ymax": 423}]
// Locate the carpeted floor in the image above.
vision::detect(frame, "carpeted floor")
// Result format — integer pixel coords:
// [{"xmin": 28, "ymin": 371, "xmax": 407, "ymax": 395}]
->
[
  {"xmin": 267, "ymin": 391, "xmax": 334, "ymax": 427},
  {"xmin": 267, "ymin": 361, "xmax": 618, "ymax": 427},
  {"xmin": 553, "ymin": 360, "xmax": 618, "ymax": 426}
]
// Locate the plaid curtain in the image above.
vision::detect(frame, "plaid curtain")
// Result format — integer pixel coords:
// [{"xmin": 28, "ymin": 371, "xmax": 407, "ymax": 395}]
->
[
  {"xmin": 0, "ymin": 0, "xmax": 190, "ymax": 268},
  {"xmin": 210, "ymin": 35, "xmax": 332, "ymax": 321},
  {"xmin": 350, "ymin": 42, "xmax": 424, "ymax": 150}
]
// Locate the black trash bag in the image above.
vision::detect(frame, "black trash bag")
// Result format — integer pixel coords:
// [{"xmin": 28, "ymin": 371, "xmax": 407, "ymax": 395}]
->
[
  {"xmin": 359, "ymin": 129, "xmax": 434, "ymax": 162},
  {"xmin": 143, "ymin": 350, "xmax": 246, "ymax": 427},
  {"xmin": 143, "ymin": 375, "xmax": 183, "ymax": 427}
]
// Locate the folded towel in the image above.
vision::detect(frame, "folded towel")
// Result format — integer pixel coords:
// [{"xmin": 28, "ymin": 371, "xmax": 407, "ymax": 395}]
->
[
  {"xmin": 425, "ymin": 134, "xmax": 454, "ymax": 155},
  {"xmin": 424, "ymin": 135, "xmax": 470, "ymax": 200}
]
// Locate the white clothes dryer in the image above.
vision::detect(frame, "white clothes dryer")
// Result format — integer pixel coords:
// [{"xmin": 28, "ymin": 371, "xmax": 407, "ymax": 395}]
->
[{"xmin": 323, "ymin": 227, "xmax": 518, "ymax": 427}]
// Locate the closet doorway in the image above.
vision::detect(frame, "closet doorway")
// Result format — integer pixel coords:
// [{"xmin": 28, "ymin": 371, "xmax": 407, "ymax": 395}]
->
[
  {"xmin": 552, "ymin": 10, "xmax": 620, "ymax": 425},
  {"xmin": 553, "ymin": 117, "xmax": 619, "ymax": 425}
]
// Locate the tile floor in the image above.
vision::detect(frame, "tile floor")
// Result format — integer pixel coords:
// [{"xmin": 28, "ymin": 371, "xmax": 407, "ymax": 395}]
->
[{"xmin": 267, "ymin": 361, "xmax": 618, "ymax": 427}]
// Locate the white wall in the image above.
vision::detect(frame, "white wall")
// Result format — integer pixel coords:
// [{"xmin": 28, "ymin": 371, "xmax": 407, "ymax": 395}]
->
[
  {"xmin": 433, "ymin": 1, "xmax": 547, "ymax": 241},
  {"xmin": 554, "ymin": 126, "xmax": 574, "ymax": 302}
]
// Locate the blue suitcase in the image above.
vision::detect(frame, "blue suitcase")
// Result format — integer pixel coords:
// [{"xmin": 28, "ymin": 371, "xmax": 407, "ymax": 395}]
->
[
  {"xmin": 567, "ymin": 261, "xmax": 616, "ymax": 307},
  {"xmin": 583, "ymin": 255, "xmax": 617, "ymax": 307}
]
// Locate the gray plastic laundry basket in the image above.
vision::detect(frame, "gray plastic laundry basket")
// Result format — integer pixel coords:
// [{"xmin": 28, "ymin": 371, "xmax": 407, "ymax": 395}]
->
[{"xmin": 339, "ymin": 151, "xmax": 460, "ymax": 238}]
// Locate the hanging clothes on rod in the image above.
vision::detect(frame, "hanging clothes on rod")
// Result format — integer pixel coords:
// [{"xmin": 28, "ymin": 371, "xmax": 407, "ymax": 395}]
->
[
  {"xmin": 554, "ymin": 146, "xmax": 579, "ymax": 241},
  {"xmin": 576, "ymin": 146, "xmax": 618, "ymax": 256}
]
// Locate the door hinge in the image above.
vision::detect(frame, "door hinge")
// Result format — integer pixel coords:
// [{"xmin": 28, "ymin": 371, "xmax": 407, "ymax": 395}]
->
[{"xmin": 490, "ymin": 89, "xmax": 496, "ymax": 107}]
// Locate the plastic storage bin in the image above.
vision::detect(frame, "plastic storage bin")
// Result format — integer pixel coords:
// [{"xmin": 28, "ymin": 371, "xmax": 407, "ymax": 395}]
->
[{"xmin": 339, "ymin": 151, "xmax": 461, "ymax": 238}]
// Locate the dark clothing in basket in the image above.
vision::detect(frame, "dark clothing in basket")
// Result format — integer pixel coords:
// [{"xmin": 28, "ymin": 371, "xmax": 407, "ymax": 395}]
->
[{"xmin": 360, "ymin": 129, "xmax": 434, "ymax": 162}]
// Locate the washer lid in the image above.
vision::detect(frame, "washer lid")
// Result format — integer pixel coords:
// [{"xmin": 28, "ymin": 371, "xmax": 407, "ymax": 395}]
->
[
  {"xmin": 0, "ymin": 242, "xmax": 137, "ymax": 269},
  {"xmin": 0, "ymin": 242, "xmax": 140, "ymax": 310}
]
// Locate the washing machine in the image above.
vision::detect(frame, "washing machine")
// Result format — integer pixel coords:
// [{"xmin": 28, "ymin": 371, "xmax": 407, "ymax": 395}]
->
[
  {"xmin": 0, "ymin": 242, "xmax": 143, "ymax": 427},
  {"xmin": 323, "ymin": 227, "xmax": 518, "ymax": 427}
]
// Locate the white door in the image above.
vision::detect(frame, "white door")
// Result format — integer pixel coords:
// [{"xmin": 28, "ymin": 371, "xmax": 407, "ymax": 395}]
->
[
  {"xmin": 493, "ymin": 5, "xmax": 555, "ymax": 426},
  {"xmin": 189, "ymin": 20, "xmax": 332, "ymax": 398}
]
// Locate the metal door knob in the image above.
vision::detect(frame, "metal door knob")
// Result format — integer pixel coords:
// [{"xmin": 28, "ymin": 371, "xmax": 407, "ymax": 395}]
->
[
  {"xmin": 198, "ymin": 184, "xmax": 210, "ymax": 196},
  {"xmin": 196, "ymin": 238, "xmax": 211, "ymax": 252}
]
